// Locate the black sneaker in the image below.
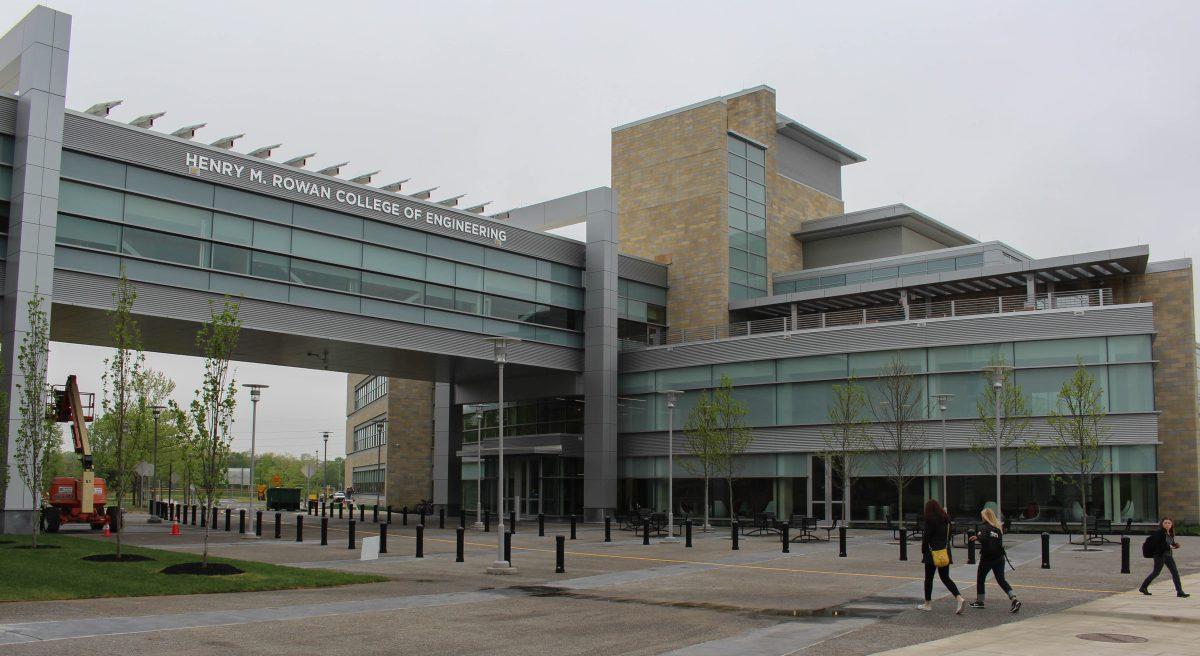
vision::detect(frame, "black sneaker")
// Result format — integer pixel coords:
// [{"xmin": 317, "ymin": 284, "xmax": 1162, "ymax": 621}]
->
[
  {"xmin": 1179, "ymin": 592, "xmax": 1191, "ymax": 598},
  {"xmin": 1139, "ymin": 587, "xmax": 1152, "ymax": 596},
  {"xmin": 1010, "ymin": 599, "xmax": 1022, "ymax": 613},
  {"xmin": 969, "ymin": 601, "xmax": 986, "ymax": 609}
]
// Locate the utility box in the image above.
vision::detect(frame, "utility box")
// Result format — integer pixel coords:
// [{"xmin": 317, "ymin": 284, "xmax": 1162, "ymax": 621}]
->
[{"xmin": 265, "ymin": 487, "xmax": 302, "ymax": 511}]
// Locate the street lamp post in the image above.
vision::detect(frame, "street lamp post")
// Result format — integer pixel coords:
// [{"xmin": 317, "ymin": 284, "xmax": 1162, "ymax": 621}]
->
[
  {"xmin": 374, "ymin": 420, "xmax": 387, "ymax": 505},
  {"xmin": 930, "ymin": 394, "xmax": 953, "ymax": 510},
  {"xmin": 147, "ymin": 405, "xmax": 166, "ymax": 523},
  {"xmin": 982, "ymin": 365, "xmax": 1012, "ymax": 518},
  {"xmin": 662, "ymin": 390, "xmax": 684, "ymax": 542},
  {"xmin": 485, "ymin": 336, "xmax": 521, "ymax": 574},
  {"xmin": 473, "ymin": 403, "xmax": 485, "ymax": 530},
  {"xmin": 242, "ymin": 384, "xmax": 268, "ymax": 539},
  {"xmin": 321, "ymin": 431, "xmax": 330, "ymax": 502}
]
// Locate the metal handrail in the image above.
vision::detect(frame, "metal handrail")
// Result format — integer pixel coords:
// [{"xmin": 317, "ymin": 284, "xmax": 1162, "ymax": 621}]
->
[{"xmin": 621, "ymin": 288, "xmax": 1113, "ymax": 350}]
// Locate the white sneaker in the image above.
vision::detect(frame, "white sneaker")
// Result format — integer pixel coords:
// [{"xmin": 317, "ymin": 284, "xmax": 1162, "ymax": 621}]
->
[
  {"xmin": 916, "ymin": 603, "xmax": 932, "ymax": 611},
  {"xmin": 956, "ymin": 598, "xmax": 966, "ymax": 615}
]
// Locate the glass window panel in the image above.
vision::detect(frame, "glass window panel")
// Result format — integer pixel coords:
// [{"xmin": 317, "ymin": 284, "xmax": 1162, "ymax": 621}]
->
[
  {"xmin": 619, "ymin": 372, "xmax": 655, "ymax": 395},
  {"xmin": 729, "ymin": 194, "xmax": 746, "ymax": 210},
  {"xmin": 846, "ymin": 269, "xmax": 873, "ymax": 284},
  {"xmin": 251, "ymin": 221, "xmax": 290, "ymax": 252},
  {"xmin": 1107, "ymin": 363, "xmax": 1153, "ymax": 413},
  {"xmin": 1016, "ymin": 366, "xmax": 1106, "ymax": 415},
  {"xmin": 732, "ymin": 386, "xmax": 775, "ymax": 426},
  {"xmin": 54, "ymin": 245, "xmax": 120, "ymax": 275},
  {"xmin": 617, "ymin": 297, "xmax": 627, "ymax": 316},
  {"xmin": 364, "ymin": 221, "xmax": 426, "ymax": 252},
  {"xmin": 426, "ymin": 258, "xmax": 455, "ymax": 285},
  {"xmin": 363, "ymin": 244, "xmax": 424, "ymax": 278},
  {"xmin": 927, "ymin": 258, "xmax": 955, "ymax": 273},
  {"xmin": 748, "ymin": 273, "xmax": 767, "ymax": 290},
  {"xmin": 425, "ymin": 308, "xmax": 483, "ymax": 332},
  {"xmin": 0, "ymin": 167, "xmax": 9, "ymax": 201},
  {"xmin": 483, "ymin": 318, "xmax": 537, "ymax": 339},
  {"xmin": 730, "ymin": 268, "xmax": 748, "ymax": 285},
  {"xmin": 626, "ymin": 299, "xmax": 648, "ymax": 321},
  {"xmin": 819, "ymin": 274, "xmax": 845, "ymax": 288},
  {"xmin": 747, "ymin": 162, "xmax": 765, "ymax": 184},
  {"xmin": 656, "ymin": 366, "xmax": 711, "ymax": 391},
  {"xmin": 729, "ymin": 228, "xmax": 748, "ymax": 251},
  {"xmin": 955, "ymin": 253, "xmax": 984, "ymax": 269},
  {"xmin": 212, "ymin": 213, "xmax": 253, "ymax": 245},
  {"xmin": 0, "ymin": 135, "xmax": 9, "ymax": 164},
  {"xmin": 794, "ymin": 277, "xmax": 821, "ymax": 292},
  {"xmin": 646, "ymin": 304, "xmax": 666, "ymax": 325},
  {"xmin": 1108, "ymin": 335, "xmax": 1152, "ymax": 363},
  {"xmin": 126, "ymin": 166, "xmax": 213, "ymax": 206},
  {"xmin": 746, "ymin": 182, "xmax": 765, "ymax": 203},
  {"xmin": 747, "ymin": 235, "xmax": 766, "ymax": 255},
  {"xmin": 870, "ymin": 266, "xmax": 899, "ymax": 281},
  {"xmin": 533, "ymin": 305, "xmax": 577, "ymax": 329},
  {"xmin": 61, "ymin": 151, "xmax": 126, "ymax": 187},
  {"xmin": 454, "ymin": 289, "xmax": 482, "ymax": 314},
  {"xmin": 251, "ymin": 251, "xmax": 289, "ymax": 281},
  {"xmin": 927, "ymin": 372, "xmax": 989, "ymax": 419},
  {"xmin": 56, "ymin": 214, "xmax": 120, "ymax": 251},
  {"xmin": 727, "ymin": 153, "xmax": 746, "ymax": 176},
  {"xmin": 485, "ymin": 248, "xmax": 537, "ymax": 277},
  {"xmin": 778, "ymin": 354, "xmax": 847, "ymax": 382},
  {"xmin": 361, "ymin": 271, "xmax": 423, "ymax": 303},
  {"xmin": 456, "ymin": 264, "xmax": 483, "ymax": 290},
  {"xmin": 1111, "ymin": 445, "xmax": 1156, "ymax": 473},
  {"xmin": 777, "ymin": 381, "xmax": 837, "ymax": 424},
  {"xmin": 747, "ymin": 255, "xmax": 766, "ymax": 275},
  {"xmin": 727, "ymin": 135, "xmax": 746, "ymax": 157},
  {"xmin": 728, "ymin": 173, "xmax": 746, "ymax": 196},
  {"xmin": 746, "ymin": 214, "xmax": 766, "ymax": 237},
  {"xmin": 1014, "ymin": 337, "xmax": 1107, "ymax": 367},
  {"xmin": 213, "ymin": 186, "xmax": 291, "ymax": 223},
  {"xmin": 899, "ymin": 261, "xmax": 927, "ymax": 276},
  {"xmin": 121, "ymin": 226, "xmax": 207, "ymax": 266},
  {"xmin": 729, "ymin": 283, "xmax": 748, "ymax": 301},
  {"xmin": 210, "ymin": 243, "xmax": 250, "ymax": 274},
  {"xmin": 714, "ymin": 361, "xmax": 776, "ymax": 385},
  {"xmin": 774, "ymin": 281, "xmax": 794, "ymax": 294},
  {"xmin": 618, "ymin": 394, "xmax": 655, "ymax": 433},
  {"xmin": 292, "ymin": 229, "xmax": 362, "ymax": 268},
  {"xmin": 426, "ymin": 234, "xmax": 484, "ymax": 265},
  {"xmin": 425, "ymin": 284, "xmax": 455, "ymax": 309},
  {"xmin": 536, "ymin": 280, "xmax": 552, "ymax": 304},
  {"xmin": 728, "ymin": 207, "xmax": 747, "ymax": 230},
  {"xmin": 745, "ymin": 144, "xmax": 765, "ymax": 165},
  {"xmin": 928, "ymin": 343, "xmax": 1014, "ymax": 372},
  {"xmin": 59, "ymin": 181, "xmax": 124, "ymax": 219},
  {"xmin": 124, "ymin": 195, "xmax": 212, "ymax": 237},
  {"xmin": 549, "ymin": 262, "xmax": 582, "ymax": 286},
  {"xmin": 728, "ymin": 248, "xmax": 747, "ymax": 271},
  {"xmin": 290, "ymin": 258, "xmax": 359, "ymax": 293},
  {"xmin": 551, "ymin": 283, "xmax": 583, "ymax": 309},
  {"xmin": 484, "ymin": 269, "xmax": 536, "ymax": 299},
  {"xmin": 484, "ymin": 294, "xmax": 537, "ymax": 321},
  {"xmin": 849, "ymin": 349, "xmax": 927, "ymax": 376},
  {"xmin": 293, "ymin": 203, "xmax": 362, "ymax": 238},
  {"xmin": 747, "ymin": 200, "xmax": 765, "ymax": 217}
]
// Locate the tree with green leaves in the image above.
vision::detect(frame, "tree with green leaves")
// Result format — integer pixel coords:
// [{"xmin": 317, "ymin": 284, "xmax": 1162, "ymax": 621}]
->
[
  {"xmin": 683, "ymin": 375, "xmax": 752, "ymax": 525},
  {"xmin": 103, "ymin": 268, "xmax": 145, "ymax": 558},
  {"xmin": 870, "ymin": 357, "xmax": 927, "ymax": 525},
  {"xmin": 187, "ymin": 297, "xmax": 242, "ymax": 566},
  {"xmin": 683, "ymin": 393, "xmax": 721, "ymax": 530},
  {"xmin": 1039, "ymin": 362, "xmax": 1106, "ymax": 550},
  {"xmin": 971, "ymin": 356, "xmax": 1034, "ymax": 512},
  {"xmin": 820, "ymin": 378, "xmax": 870, "ymax": 525},
  {"xmin": 13, "ymin": 289, "xmax": 55, "ymax": 547}
]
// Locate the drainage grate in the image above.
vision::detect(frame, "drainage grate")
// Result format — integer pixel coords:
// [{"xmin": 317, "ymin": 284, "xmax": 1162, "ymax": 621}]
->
[{"xmin": 1076, "ymin": 633, "xmax": 1148, "ymax": 643}]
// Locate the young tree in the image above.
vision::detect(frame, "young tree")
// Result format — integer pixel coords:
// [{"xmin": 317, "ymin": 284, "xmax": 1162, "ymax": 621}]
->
[
  {"xmin": 697, "ymin": 375, "xmax": 753, "ymax": 523},
  {"xmin": 820, "ymin": 379, "xmax": 870, "ymax": 525},
  {"xmin": 103, "ymin": 269, "xmax": 145, "ymax": 558},
  {"xmin": 187, "ymin": 298, "xmax": 242, "ymax": 566},
  {"xmin": 1039, "ymin": 362, "xmax": 1106, "ymax": 550},
  {"xmin": 870, "ymin": 357, "xmax": 927, "ymax": 526},
  {"xmin": 13, "ymin": 290, "xmax": 55, "ymax": 547},
  {"xmin": 683, "ymin": 392, "xmax": 722, "ymax": 530},
  {"xmin": 971, "ymin": 356, "xmax": 1033, "ymax": 511}
]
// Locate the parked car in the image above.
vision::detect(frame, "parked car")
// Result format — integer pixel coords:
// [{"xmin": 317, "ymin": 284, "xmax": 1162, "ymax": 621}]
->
[{"xmin": 332, "ymin": 491, "xmax": 346, "ymax": 503}]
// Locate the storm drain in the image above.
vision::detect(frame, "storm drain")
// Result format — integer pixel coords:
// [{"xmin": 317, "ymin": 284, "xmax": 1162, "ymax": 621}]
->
[{"xmin": 1076, "ymin": 633, "xmax": 1148, "ymax": 643}]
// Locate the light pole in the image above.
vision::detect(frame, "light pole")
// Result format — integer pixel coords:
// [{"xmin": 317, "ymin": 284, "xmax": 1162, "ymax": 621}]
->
[
  {"xmin": 147, "ymin": 405, "xmax": 166, "ymax": 523},
  {"xmin": 243, "ymin": 383, "xmax": 268, "ymax": 539},
  {"xmin": 374, "ymin": 420, "xmax": 387, "ymax": 505},
  {"xmin": 472, "ymin": 403, "xmax": 485, "ymax": 530},
  {"xmin": 662, "ymin": 390, "xmax": 684, "ymax": 542},
  {"xmin": 321, "ymin": 431, "xmax": 330, "ymax": 501},
  {"xmin": 982, "ymin": 365, "xmax": 1012, "ymax": 518},
  {"xmin": 485, "ymin": 336, "xmax": 521, "ymax": 573},
  {"xmin": 930, "ymin": 394, "xmax": 953, "ymax": 511}
]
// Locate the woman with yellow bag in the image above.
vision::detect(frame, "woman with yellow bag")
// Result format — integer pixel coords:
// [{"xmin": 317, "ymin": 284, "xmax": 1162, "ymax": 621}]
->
[{"xmin": 917, "ymin": 498, "xmax": 966, "ymax": 614}]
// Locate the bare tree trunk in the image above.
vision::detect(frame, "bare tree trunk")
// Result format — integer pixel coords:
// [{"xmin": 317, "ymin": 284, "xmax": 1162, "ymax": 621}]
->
[
  {"xmin": 1080, "ymin": 470, "xmax": 1089, "ymax": 552},
  {"xmin": 703, "ymin": 474, "xmax": 710, "ymax": 531}
]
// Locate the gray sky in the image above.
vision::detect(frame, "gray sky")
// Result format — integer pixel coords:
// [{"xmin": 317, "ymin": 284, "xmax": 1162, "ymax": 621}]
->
[{"xmin": 9, "ymin": 1, "xmax": 1198, "ymax": 457}]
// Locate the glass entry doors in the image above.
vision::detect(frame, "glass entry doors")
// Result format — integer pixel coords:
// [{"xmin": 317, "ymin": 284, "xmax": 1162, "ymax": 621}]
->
[{"xmin": 809, "ymin": 456, "xmax": 845, "ymax": 521}]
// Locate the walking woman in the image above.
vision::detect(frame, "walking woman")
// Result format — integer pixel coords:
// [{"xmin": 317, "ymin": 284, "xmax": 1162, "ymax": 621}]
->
[
  {"xmin": 969, "ymin": 508, "xmax": 1021, "ymax": 612},
  {"xmin": 917, "ymin": 499, "xmax": 967, "ymax": 614},
  {"xmin": 1140, "ymin": 517, "xmax": 1189, "ymax": 597}
]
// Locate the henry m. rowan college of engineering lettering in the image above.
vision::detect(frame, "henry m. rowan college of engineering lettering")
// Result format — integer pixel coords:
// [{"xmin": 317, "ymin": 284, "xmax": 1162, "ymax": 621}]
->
[{"xmin": 185, "ymin": 151, "xmax": 509, "ymax": 244}]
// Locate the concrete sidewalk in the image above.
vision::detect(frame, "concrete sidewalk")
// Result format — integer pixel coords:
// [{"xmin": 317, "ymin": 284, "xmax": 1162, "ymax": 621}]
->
[{"xmin": 877, "ymin": 573, "xmax": 1199, "ymax": 655}]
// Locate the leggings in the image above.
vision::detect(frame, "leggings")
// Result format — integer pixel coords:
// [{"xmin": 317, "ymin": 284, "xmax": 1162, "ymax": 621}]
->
[
  {"xmin": 1142, "ymin": 552, "xmax": 1184, "ymax": 593},
  {"xmin": 976, "ymin": 558, "xmax": 1015, "ymax": 600},
  {"xmin": 924, "ymin": 561, "xmax": 961, "ymax": 601}
]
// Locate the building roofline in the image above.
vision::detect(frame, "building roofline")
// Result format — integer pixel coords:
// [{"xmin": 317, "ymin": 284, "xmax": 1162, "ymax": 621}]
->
[
  {"xmin": 794, "ymin": 203, "xmax": 979, "ymax": 248},
  {"xmin": 775, "ymin": 112, "xmax": 866, "ymax": 165},
  {"xmin": 611, "ymin": 85, "xmax": 777, "ymax": 133}
]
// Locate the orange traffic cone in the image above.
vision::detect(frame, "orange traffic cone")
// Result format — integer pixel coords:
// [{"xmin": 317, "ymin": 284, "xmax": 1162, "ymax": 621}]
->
[
  {"xmin": 103, "ymin": 524, "xmax": 111, "ymax": 537},
  {"xmin": 171, "ymin": 521, "xmax": 180, "ymax": 536}
]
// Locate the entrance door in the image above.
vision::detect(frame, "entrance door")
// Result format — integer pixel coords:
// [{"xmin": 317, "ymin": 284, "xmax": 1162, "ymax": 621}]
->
[{"xmin": 810, "ymin": 456, "xmax": 844, "ymax": 522}]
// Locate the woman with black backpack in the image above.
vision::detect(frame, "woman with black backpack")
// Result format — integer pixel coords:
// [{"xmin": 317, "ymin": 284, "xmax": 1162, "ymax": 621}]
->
[
  {"xmin": 968, "ymin": 507, "xmax": 1021, "ymax": 612},
  {"xmin": 917, "ymin": 499, "xmax": 967, "ymax": 614},
  {"xmin": 1140, "ymin": 517, "xmax": 1189, "ymax": 597}
]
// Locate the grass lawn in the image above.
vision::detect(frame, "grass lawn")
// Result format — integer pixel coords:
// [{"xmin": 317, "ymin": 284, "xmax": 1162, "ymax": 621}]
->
[{"xmin": 0, "ymin": 533, "xmax": 387, "ymax": 602}]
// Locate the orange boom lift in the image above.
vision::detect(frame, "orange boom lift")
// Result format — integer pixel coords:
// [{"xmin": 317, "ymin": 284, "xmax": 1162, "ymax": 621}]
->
[{"xmin": 44, "ymin": 375, "xmax": 110, "ymax": 532}]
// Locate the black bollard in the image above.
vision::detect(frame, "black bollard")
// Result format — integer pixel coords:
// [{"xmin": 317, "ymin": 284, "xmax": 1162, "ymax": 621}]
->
[
  {"xmin": 1041, "ymin": 532, "xmax": 1050, "ymax": 569},
  {"xmin": 459, "ymin": 511, "xmax": 466, "ymax": 530},
  {"xmin": 604, "ymin": 515, "xmax": 611, "ymax": 543},
  {"xmin": 685, "ymin": 519, "xmax": 693, "ymax": 548},
  {"xmin": 255, "ymin": 510, "xmax": 263, "ymax": 536},
  {"xmin": 484, "ymin": 510, "xmax": 490, "ymax": 532},
  {"xmin": 570, "ymin": 514, "xmax": 577, "ymax": 540},
  {"xmin": 555, "ymin": 535, "xmax": 565, "ymax": 573},
  {"xmin": 225, "ymin": 508, "xmax": 231, "ymax": 531},
  {"xmin": 296, "ymin": 514, "xmax": 303, "ymax": 542},
  {"xmin": 509, "ymin": 511, "xmax": 516, "ymax": 534},
  {"xmin": 321, "ymin": 501, "xmax": 326, "ymax": 517},
  {"xmin": 416, "ymin": 524, "xmax": 424, "ymax": 558},
  {"xmin": 403, "ymin": 506, "xmax": 409, "ymax": 526},
  {"xmin": 420, "ymin": 509, "xmax": 426, "ymax": 527},
  {"xmin": 212, "ymin": 506, "xmax": 219, "ymax": 529},
  {"xmin": 839, "ymin": 525, "xmax": 847, "ymax": 558},
  {"xmin": 380, "ymin": 523, "xmax": 388, "ymax": 554},
  {"xmin": 321, "ymin": 517, "xmax": 328, "ymax": 545},
  {"xmin": 967, "ymin": 533, "xmax": 976, "ymax": 564},
  {"xmin": 338, "ymin": 503, "xmax": 344, "ymax": 519},
  {"xmin": 782, "ymin": 523, "xmax": 790, "ymax": 553},
  {"xmin": 440, "ymin": 508, "xmax": 446, "ymax": 530},
  {"xmin": 239, "ymin": 509, "xmax": 246, "ymax": 534},
  {"xmin": 732, "ymin": 521, "xmax": 739, "ymax": 551},
  {"xmin": 373, "ymin": 504, "xmax": 379, "ymax": 523},
  {"xmin": 899, "ymin": 528, "xmax": 908, "ymax": 561},
  {"xmin": 643, "ymin": 517, "xmax": 650, "ymax": 546},
  {"xmin": 504, "ymin": 531, "xmax": 512, "ymax": 564},
  {"xmin": 539, "ymin": 513, "xmax": 546, "ymax": 537},
  {"xmin": 191, "ymin": 505, "xmax": 197, "ymax": 525},
  {"xmin": 360, "ymin": 504, "xmax": 365, "ymax": 522},
  {"xmin": 387, "ymin": 505, "xmax": 392, "ymax": 524},
  {"xmin": 348, "ymin": 520, "xmax": 356, "ymax": 549},
  {"xmin": 1121, "ymin": 535, "xmax": 1130, "ymax": 574},
  {"xmin": 200, "ymin": 506, "xmax": 206, "ymax": 528},
  {"xmin": 274, "ymin": 512, "xmax": 281, "ymax": 539},
  {"xmin": 456, "ymin": 526, "xmax": 465, "ymax": 562}
]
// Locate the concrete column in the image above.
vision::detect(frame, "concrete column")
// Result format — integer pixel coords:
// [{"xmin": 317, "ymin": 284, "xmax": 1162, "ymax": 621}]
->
[
  {"xmin": 899, "ymin": 289, "xmax": 909, "ymax": 320},
  {"xmin": 1024, "ymin": 273, "xmax": 1036, "ymax": 308},
  {"xmin": 431, "ymin": 382, "xmax": 461, "ymax": 512},
  {"xmin": 0, "ymin": 7, "xmax": 70, "ymax": 534},
  {"xmin": 583, "ymin": 189, "xmax": 618, "ymax": 522}
]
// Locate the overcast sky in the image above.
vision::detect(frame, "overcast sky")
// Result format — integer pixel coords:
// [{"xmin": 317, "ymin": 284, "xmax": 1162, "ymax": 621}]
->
[{"xmin": 7, "ymin": 1, "xmax": 1197, "ymax": 458}]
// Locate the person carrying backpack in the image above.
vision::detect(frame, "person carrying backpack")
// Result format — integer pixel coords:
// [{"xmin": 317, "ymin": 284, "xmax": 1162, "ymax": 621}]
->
[
  {"xmin": 1140, "ymin": 517, "xmax": 1189, "ymax": 597},
  {"xmin": 968, "ymin": 507, "xmax": 1021, "ymax": 612}
]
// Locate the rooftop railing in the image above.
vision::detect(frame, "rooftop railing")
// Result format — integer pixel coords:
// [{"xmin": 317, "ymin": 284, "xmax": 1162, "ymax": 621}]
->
[{"xmin": 620, "ymin": 288, "xmax": 1114, "ymax": 350}]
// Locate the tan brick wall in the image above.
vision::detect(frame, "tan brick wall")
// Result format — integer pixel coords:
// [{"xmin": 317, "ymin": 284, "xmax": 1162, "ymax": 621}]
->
[
  {"xmin": 769, "ymin": 175, "xmax": 844, "ymax": 278},
  {"xmin": 1115, "ymin": 268, "xmax": 1200, "ymax": 522},
  {"xmin": 343, "ymin": 375, "xmax": 435, "ymax": 509}
]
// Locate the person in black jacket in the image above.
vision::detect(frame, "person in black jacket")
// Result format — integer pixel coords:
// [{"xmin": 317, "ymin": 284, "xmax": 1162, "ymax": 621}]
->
[
  {"xmin": 917, "ymin": 499, "xmax": 966, "ymax": 614},
  {"xmin": 1140, "ymin": 517, "xmax": 1189, "ymax": 597},
  {"xmin": 969, "ymin": 507, "xmax": 1021, "ymax": 612}
]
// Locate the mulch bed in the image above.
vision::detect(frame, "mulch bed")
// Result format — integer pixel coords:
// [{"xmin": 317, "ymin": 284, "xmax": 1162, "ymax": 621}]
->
[
  {"xmin": 82, "ymin": 554, "xmax": 155, "ymax": 562},
  {"xmin": 160, "ymin": 562, "xmax": 244, "ymax": 576}
]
